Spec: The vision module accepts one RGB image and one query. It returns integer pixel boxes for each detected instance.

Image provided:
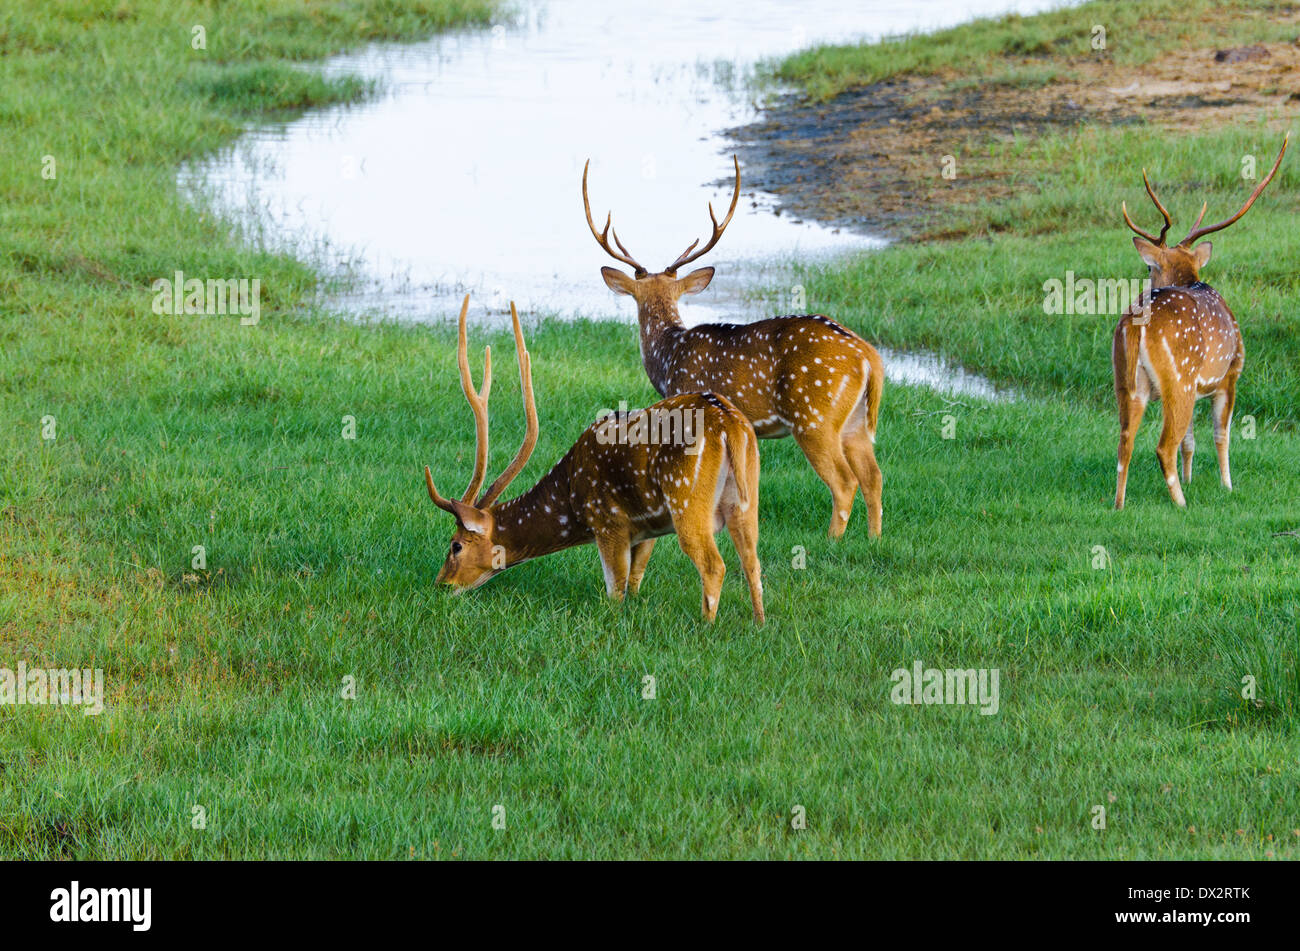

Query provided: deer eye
[450,541,463,555]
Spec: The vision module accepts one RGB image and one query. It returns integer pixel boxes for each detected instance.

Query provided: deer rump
[571,393,756,543]
[1113,284,1240,404]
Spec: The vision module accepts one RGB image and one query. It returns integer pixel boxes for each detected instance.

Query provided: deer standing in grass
[424,296,764,623]
[1113,135,1288,509]
[582,158,885,538]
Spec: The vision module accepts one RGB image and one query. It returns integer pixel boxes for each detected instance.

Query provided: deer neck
[487,456,589,564]
[636,295,686,396]
[1149,258,1204,289]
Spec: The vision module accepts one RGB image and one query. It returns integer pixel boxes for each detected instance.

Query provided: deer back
[653,316,878,438]
[1119,283,1243,398]
[559,392,754,537]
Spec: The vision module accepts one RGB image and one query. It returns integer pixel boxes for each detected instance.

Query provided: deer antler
[425,299,538,513]
[666,155,742,274]
[582,161,647,276]
[1181,133,1290,246]
[452,293,493,504]
[1121,168,1173,245]
[425,464,455,514]
[476,302,538,508]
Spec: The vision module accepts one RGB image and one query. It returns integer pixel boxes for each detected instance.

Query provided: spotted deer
[1113,134,1288,509]
[582,157,884,538]
[424,296,764,623]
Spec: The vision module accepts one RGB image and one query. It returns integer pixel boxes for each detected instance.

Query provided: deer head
[424,295,538,592]
[582,156,741,311]
[1123,134,1289,287]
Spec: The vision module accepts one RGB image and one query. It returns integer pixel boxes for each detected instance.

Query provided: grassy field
[771,0,1300,100]
[2,1,1298,859]
[778,124,1300,414]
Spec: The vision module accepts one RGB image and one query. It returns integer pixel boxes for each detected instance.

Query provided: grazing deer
[424,296,764,623]
[582,157,884,539]
[1113,134,1289,509]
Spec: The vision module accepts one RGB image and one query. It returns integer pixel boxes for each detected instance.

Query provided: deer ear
[1132,236,1162,269]
[448,500,490,536]
[677,267,714,295]
[601,267,637,296]
[1192,241,1213,268]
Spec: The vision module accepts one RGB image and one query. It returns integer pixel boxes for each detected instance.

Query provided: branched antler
[582,161,647,276]
[1121,169,1173,245]
[1181,133,1290,246]
[666,155,742,274]
[425,297,538,514]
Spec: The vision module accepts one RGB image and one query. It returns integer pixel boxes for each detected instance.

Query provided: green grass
[6,316,1300,858]
[769,0,1300,101]
[2,1,1299,859]
[775,123,1300,419]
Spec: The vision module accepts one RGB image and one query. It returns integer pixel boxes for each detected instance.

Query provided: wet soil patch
[731,35,1300,240]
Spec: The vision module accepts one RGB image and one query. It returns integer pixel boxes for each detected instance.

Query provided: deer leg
[1213,378,1237,491]
[1181,415,1196,484]
[842,423,883,538]
[676,526,726,622]
[793,427,858,539]
[627,539,656,595]
[1155,387,1195,508]
[594,533,631,601]
[725,504,764,625]
[1114,377,1148,511]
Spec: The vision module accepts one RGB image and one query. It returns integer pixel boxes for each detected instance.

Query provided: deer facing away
[582,158,884,539]
[1112,134,1288,509]
[425,296,764,623]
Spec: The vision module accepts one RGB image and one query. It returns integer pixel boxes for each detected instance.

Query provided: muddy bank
[730,33,1300,239]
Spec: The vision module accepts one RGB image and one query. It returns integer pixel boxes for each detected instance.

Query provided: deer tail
[1114,319,1142,400]
[722,416,754,512]
[865,348,884,442]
